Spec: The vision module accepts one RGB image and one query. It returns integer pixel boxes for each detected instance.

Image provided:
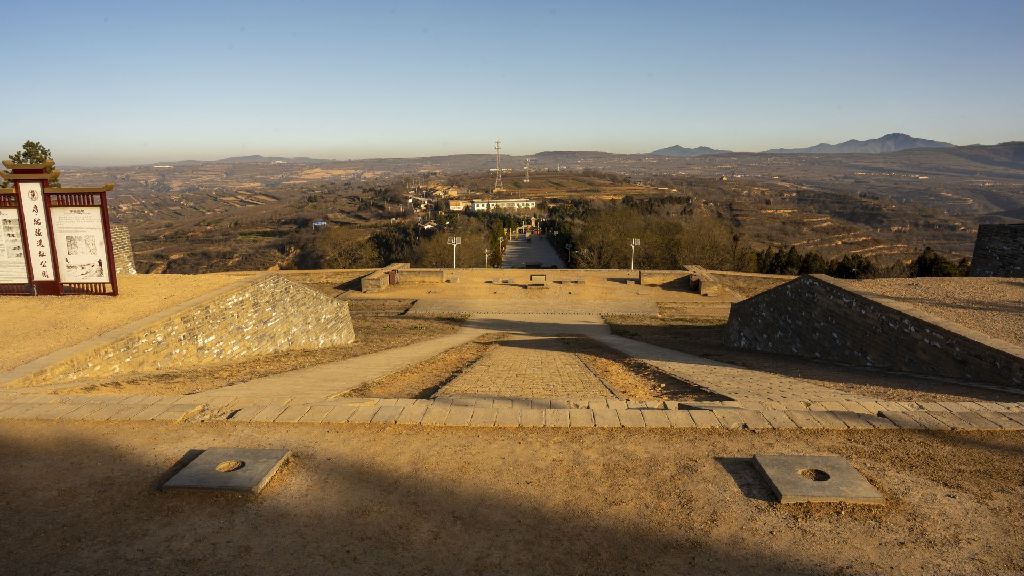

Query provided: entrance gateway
[0,160,118,296]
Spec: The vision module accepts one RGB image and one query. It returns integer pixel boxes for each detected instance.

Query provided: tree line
[547,198,971,279]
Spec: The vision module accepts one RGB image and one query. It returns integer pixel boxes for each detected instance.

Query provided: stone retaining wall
[970,223,1024,277]
[397,268,444,283]
[360,263,410,292]
[725,275,1024,388]
[15,275,356,387]
[705,270,792,298]
[110,224,137,275]
[683,265,722,296]
[638,270,690,286]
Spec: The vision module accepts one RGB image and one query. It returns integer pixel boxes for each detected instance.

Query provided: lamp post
[447,236,461,269]
[484,248,492,268]
[629,238,640,271]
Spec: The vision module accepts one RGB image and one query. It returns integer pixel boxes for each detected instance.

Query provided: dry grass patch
[343,333,506,399]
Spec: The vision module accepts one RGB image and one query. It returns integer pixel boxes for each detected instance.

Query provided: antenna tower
[493,139,504,192]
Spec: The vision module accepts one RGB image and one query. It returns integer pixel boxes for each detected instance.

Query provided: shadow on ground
[0,423,892,576]
[605,318,1024,401]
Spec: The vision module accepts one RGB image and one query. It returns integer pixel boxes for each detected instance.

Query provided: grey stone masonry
[725,275,1024,388]
[11,275,356,388]
[110,224,137,275]
[970,223,1024,277]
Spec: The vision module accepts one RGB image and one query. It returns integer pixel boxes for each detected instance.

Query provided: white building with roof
[470,198,537,212]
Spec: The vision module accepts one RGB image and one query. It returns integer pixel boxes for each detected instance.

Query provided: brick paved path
[591,333,877,407]
[437,336,615,400]
[2,312,1023,431]
[190,327,488,402]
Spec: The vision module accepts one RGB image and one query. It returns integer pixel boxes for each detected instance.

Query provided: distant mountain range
[650,133,957,157]
[156,155,330,166]
[650,145,732,158]
[149,134,993,168]
[763,133,955,154]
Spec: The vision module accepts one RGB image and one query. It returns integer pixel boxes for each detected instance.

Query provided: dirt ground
[0,420,1020,575]
[563,336,729,402]
[55,315,463,396]
[605,316,1024,403]
[0,273,252,372]
[343,333,505,399]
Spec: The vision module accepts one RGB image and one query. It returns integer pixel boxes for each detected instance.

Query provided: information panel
[0,207,28,283]
[17,182,55,281]
[51,206,110,283]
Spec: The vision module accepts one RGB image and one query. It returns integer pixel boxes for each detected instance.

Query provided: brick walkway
[0,392,1021,431]
[591,333,880,407]
[437,336,615,400]
[2,312,1022,431]
[189,327,488,402]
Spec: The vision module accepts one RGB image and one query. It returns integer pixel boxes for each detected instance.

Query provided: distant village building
[406,196,432,211]
[312,220,328,231]
[470,198,537,212]
[448,199,471,212]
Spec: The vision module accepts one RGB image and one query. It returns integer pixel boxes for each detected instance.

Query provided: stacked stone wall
[725,275,1024,388]
[15,275,355,387]
[397,269,444,284]
[970,223,1024,277]
[360,263,410,292]
[110,224,137,275]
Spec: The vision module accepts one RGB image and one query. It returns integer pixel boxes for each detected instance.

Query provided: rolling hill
[766,133,954,154]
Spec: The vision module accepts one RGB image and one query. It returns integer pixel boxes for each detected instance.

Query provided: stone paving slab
[592,408,621,428]
[3,395,1024,432]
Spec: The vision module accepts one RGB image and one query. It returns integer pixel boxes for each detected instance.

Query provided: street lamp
[484,248,492,268]
[629,238,640,271]
[447,236,461,269]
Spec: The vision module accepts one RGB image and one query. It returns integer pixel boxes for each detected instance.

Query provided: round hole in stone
[216,459,245,473]
[798,468,830,481]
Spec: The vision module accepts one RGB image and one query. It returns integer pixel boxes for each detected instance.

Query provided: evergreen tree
[5,140,60,187]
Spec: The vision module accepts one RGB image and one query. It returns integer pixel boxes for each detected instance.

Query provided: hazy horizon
[4,0,1021,166]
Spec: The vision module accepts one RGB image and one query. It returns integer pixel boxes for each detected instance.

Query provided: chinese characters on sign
[17,182,54,281]
[1,160,118,296]
[52,207,110,283]
[0,207,29,283]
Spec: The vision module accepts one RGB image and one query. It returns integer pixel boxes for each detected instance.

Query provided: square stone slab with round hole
[752,454,884,505]
[162,448,291,494]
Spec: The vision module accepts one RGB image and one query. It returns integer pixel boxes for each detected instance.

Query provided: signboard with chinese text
[52,206,110,283]
[0,207,29,284]
[1,160,118,296]
[17,182,55,282]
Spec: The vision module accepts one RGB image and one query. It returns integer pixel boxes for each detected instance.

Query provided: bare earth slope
[844,277,1024,348]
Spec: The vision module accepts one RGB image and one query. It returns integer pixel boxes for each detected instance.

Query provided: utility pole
[523,157,531,183]
[629,238,640,271]
[447,236,461,269]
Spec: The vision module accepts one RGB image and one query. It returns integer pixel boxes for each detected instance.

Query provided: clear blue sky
[2,0,1021,165]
